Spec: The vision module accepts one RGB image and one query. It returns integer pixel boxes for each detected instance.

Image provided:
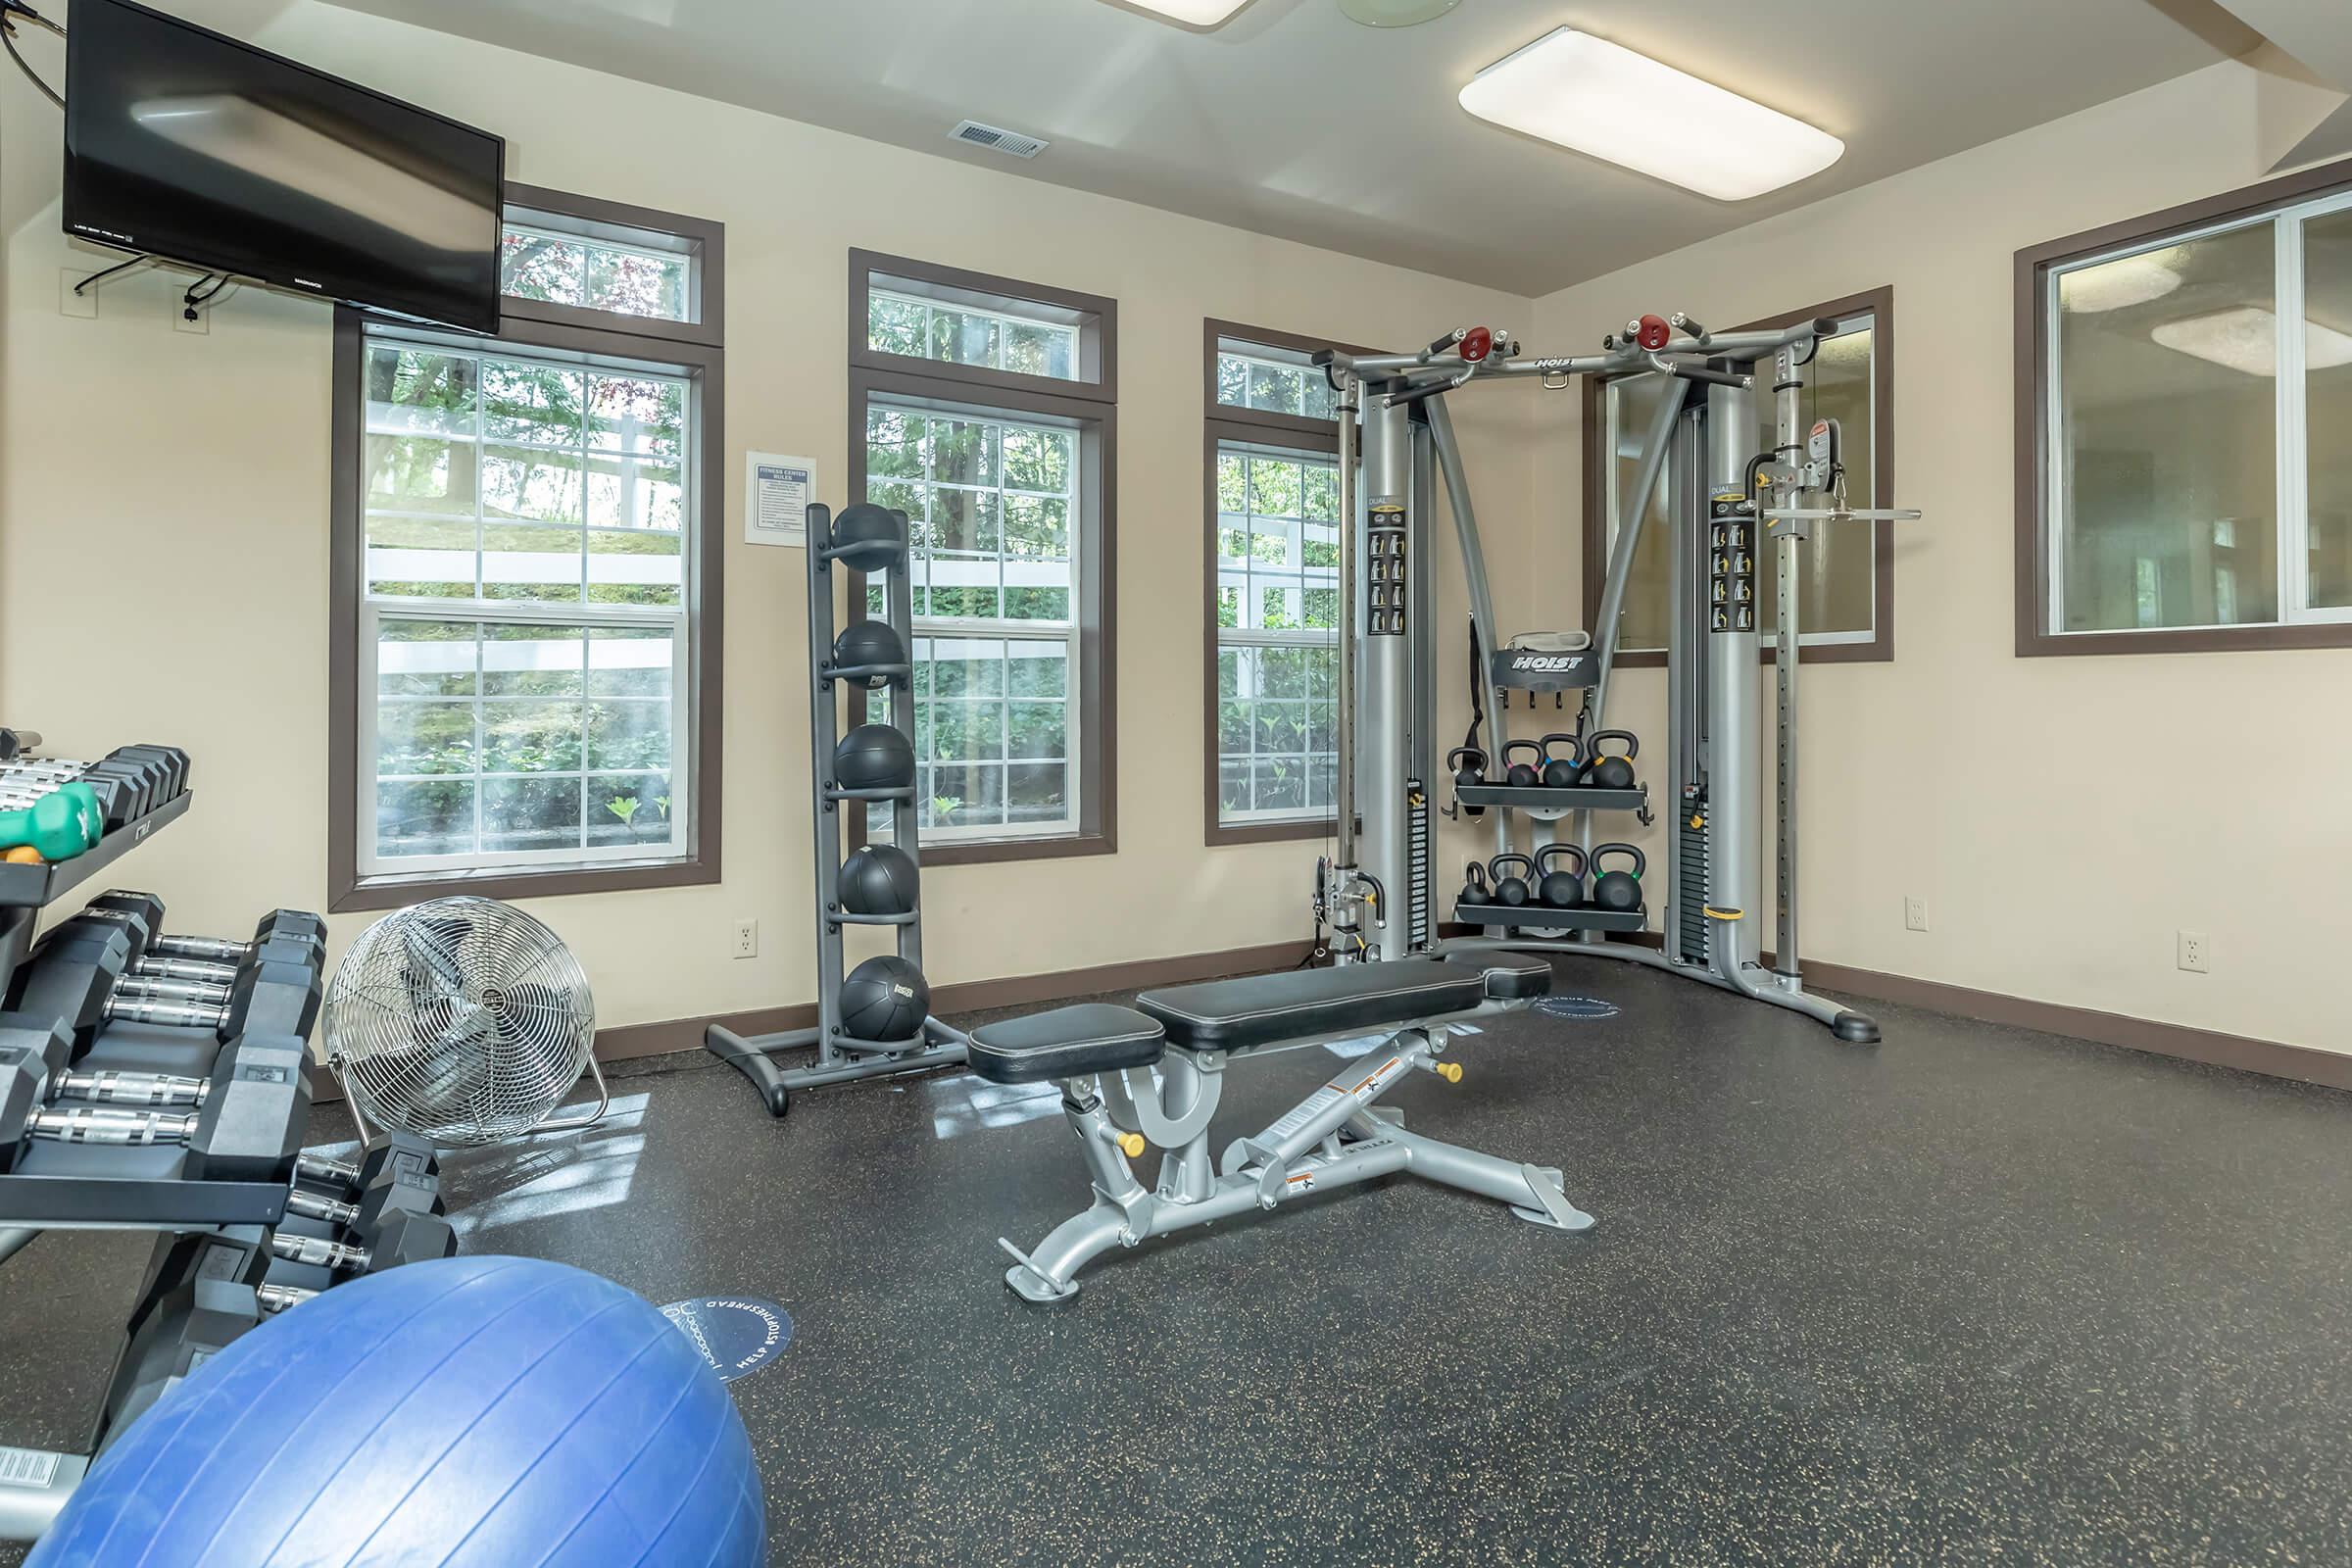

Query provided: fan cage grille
[324,897,597,1148]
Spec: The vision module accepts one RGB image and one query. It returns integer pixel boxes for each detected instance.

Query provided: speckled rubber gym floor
[5,958,2348,1567]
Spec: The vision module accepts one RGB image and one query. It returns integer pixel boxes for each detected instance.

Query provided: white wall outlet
[733,919,759,958]
[60,270,98,319]
[1904,896,1929,933]
[173,301,210,335]
[2178,930,2208,973]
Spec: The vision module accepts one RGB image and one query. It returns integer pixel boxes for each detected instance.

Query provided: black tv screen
[63,0,505,333]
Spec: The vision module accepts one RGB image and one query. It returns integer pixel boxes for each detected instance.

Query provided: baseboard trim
[1801,959,2351,1092]
[1449,926,2346,1093]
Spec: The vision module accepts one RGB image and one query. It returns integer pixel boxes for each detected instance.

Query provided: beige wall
[0,0,1535,1032]
[1532,60,2350,1055]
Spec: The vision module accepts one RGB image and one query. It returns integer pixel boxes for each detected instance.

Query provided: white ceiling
[316,0,2269,296]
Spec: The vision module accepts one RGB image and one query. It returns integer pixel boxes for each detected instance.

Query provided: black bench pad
[1138,955,1550,1054]
[967,1004,1164,1086]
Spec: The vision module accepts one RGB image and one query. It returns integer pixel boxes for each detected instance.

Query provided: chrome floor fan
[323,897,607,1147]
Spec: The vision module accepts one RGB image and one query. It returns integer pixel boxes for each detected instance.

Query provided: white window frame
[1214,340,1337,422]
[871,395,1085,846]
[499,221,698,325]
[1213,438,1341,827]
[869,287,1083,382]
[1601,308,1883,654]
[2042,186,2352,637]
[355,326,698,877]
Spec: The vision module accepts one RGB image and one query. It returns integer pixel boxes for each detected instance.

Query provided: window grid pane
[868,396,1084,842]
[361,323,695,875]
[2052,220,2280,631]
[1215,441,1339,825]
[373,619,680,863]
[868,288,1080,381]
[366,335,688,612]
[500,224,692,322]
[1216,349,1336,421]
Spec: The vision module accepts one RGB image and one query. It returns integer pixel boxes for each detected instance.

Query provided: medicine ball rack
[705,503,968,1117]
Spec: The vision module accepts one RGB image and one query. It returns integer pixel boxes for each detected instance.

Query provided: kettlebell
[1447,747,1490,818]
[1581,730,1641,792]
[1540,733,1585,789]
[1536,844,1588,908]
[1590,843,1646,913]
[1489,853,1536,907]
[1459,859,1493,907]
[1501,740,1544,790]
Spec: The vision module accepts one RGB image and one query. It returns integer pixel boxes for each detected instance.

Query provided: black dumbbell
[102,957,323,1044]
[88,892,325,970]
[286,1133,456,1271]
[99,1228,275,1441]
[108,745,189,800]
[23,1031,313,1182]
[0,1013,76,1170]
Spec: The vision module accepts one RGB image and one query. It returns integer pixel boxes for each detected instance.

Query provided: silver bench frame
[997,999,1592,1303]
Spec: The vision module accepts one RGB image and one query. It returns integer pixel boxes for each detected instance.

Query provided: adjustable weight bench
[969,955,1593,1303]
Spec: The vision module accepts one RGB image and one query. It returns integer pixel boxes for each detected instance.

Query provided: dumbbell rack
[0,775,450,1544]
[704,503,968,1117]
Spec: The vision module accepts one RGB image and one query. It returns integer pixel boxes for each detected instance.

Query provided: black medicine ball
[841,956,928,1042]
[834,724,914,791]
[839,845,920,915]
[831,621,906,689]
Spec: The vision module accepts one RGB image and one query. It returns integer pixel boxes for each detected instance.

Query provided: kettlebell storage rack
[704,503,968,1118]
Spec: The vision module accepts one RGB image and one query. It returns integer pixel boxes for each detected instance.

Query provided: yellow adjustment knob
[1113,1132,1146,1158]
[1433,1061,1464,1084]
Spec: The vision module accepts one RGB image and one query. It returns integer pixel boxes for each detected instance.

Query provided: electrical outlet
[173,301,210,335]
[59,270,98,319]
[2178,930,2208,974]
[1904,897,1929,933]
[733,919,759,959]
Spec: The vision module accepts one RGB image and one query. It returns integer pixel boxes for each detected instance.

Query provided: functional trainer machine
[705,503,969,1115]
[1312,314,1921,1038]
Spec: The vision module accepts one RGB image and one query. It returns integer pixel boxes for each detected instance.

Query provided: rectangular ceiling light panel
[1459,28,1844,201]
[1117,0,1251,24]
[2150,306,2352,377]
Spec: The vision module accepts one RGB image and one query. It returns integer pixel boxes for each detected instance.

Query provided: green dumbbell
[0,783,104,862]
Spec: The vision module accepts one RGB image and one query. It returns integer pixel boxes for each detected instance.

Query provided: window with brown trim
[1582,288,1897,664]
[328,187,725,912]
[1202,321,1348,846]
[849,251,1116,866]
[2016,155,2352,656]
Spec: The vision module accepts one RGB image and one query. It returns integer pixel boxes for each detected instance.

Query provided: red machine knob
[1635,314,1671,351]
[1459,325,1494,363]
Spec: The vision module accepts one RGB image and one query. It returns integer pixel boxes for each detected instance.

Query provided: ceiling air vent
[949,120,1049,160]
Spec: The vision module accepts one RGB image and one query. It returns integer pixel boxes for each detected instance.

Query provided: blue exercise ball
[31,1256,764,1568]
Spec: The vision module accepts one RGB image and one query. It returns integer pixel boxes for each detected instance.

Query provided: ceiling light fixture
[1337,0,1461,25]
[2149,306,2352,378]
[2057,250,2184,314]
[1457,28,1843,201]
[1115,0,1251,25]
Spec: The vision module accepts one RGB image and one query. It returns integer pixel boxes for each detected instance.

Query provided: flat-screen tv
[63,0,505,333]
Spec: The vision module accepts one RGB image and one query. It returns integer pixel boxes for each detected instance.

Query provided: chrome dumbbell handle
[115,975,234,1007]
[103,995,229,1031]
[27,1105,195,1147]
[50,1071,209,1108]
[285,1188,359,1227]
[294,1152,361,1189]
[269,1233,371,1272]
[150,933,252,964]
[133,956,239,985]
[256,1283,317,1314]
